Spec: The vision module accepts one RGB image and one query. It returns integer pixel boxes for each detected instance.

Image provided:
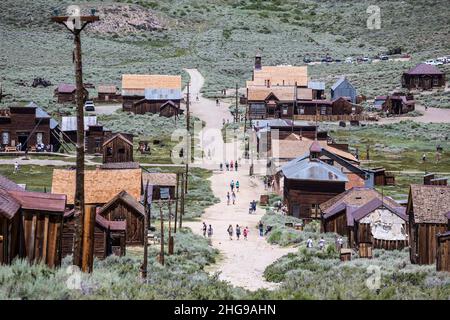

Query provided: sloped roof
[142,172,177,187]
[320,187,401,214]
[51,169,142,205]
[145,88,182,100]
[281,157,348,182]
[102,133,133,147]
[100,162,140,170]
[26,102,58,129]
[310,140,322,153]
[98,85,118,94]
[247,86,295,101]
[251,65,308,87]
[297,87,313,100]
[0,175,24,191]
[409,185,450,224]
[95,213,126,231]
[56,84,76,93]
[97,190,144,218]
[122,74,181,96]
[331,77,354,91]
[61,116,97,132]
[352,197,407,222]
[405,63,444,75]
[308,81,326,90]
[9,190,66,213]
[0,189,21,219]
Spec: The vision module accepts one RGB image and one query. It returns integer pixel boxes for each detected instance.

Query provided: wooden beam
[51,16,99,23]
[81,205,95,273]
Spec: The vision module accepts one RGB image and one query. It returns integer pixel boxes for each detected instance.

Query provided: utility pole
[159,201,165,266]
[168,199,174,255]
[52,10,99,269]
[174,172,179,233]
[185,81,190,194]
[235,83,239,123]
[81,205,95,273]
[292,81,297,132]
[141,182,150,279]
[179,173,185,230]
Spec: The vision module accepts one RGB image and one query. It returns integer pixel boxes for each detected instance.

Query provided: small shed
[102,133,134,164]
[97,85,120,102]
[142,172,177,200]
[97,190,145,246]
[407,185,450,265]
[54,84,76,103]
[330,77,357,104]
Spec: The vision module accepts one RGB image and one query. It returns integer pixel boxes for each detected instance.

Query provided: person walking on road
[236,225,241,240]
[13,161,19,174]
[235,160,238,171]
[319,237,325,250]
[258,221,264,237]
[243,227,249,240]
[227,224,234,240]
[230,161,234,170]
[207,225,213,238]
[220,163,223,171]
[226,192,231,205]
[225,161,229,171]
[306,237,313,248]
[202,222,207,237]
[232,191,236,205]
[230,180,235,192]
[236,180,240,192]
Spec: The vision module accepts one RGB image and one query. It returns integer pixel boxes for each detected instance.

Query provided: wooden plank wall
[417,223,447,265]
[101,202,144,245]
[436,236,450,272]
[294,114,369,122]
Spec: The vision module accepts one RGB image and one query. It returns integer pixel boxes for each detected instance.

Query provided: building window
[320,106,327,115]
[299,107,305,115]
[95,138,102,149]
[2,132,10,145]
[118,148,125,154]
[106,147,113,156]
[310,204,320,218]
[414,77,419,86]
[282,108,288,115]
[36,132,43,145]
[433,77,439,86]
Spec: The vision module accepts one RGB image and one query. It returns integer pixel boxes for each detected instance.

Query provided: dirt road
[378,104,450,124]
[183,69,295,291]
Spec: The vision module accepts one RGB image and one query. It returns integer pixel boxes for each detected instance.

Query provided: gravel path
[183,69,295,291]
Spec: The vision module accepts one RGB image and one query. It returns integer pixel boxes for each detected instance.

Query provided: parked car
[345,57,354,63]
[84,100,95,111]
[424,59,443,66]
[436,57,449,64]
[303,57,312,63]
[379,55,389,60]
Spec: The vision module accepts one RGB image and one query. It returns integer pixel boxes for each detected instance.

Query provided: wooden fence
[293,114,370,122]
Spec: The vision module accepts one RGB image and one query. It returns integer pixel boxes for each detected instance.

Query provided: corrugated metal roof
[144,88,182,100]
[26,102,59,129]
[308,81,326,90]
[61,116,97,131]
[281,156,348,182]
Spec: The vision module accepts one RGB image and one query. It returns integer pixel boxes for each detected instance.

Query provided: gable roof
[331,77,354,91]
[56,84,76,93]
[102,133,133,148]
[142,172,177,187]
[251,65,308,87]
[26,102,58,129]
[321,187,400,214]
[100,162,141,170]
[95,213,127,231]
[97,190,145,218]
[61,116,97,132]
[98,85,117,94]
[0,175,24,191]
[352,197,407,222]
[9,190,66,213]
[247,86,295,101]
[122,74,181,96]
[281,157,348,182]
[408,185,450,224]
[405,63,444,75]
[0,189,21,219]
[145,88,182,100]
[51,169,142,205]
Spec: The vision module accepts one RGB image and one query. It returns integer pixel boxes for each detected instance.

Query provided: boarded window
[36,132,43,145]
[320,106,327,115]
[2,132,10,145]
[160,187,170,199]
[118,148,125,154]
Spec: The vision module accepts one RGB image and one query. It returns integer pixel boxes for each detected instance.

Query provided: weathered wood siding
[410,221,447,265]
[436,235,450,272]
[102,136,134,163]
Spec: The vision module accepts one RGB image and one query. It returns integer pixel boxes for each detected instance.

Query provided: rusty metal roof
[281,156,348,182]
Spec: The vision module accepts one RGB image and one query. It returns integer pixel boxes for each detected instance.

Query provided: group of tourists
[227,224,249,240]
[306,236,327,250]
[220,160,238,171]
[226,180,240,205]
[202,222,214,238]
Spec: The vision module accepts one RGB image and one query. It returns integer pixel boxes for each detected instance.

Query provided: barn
[102,133,134,164]
[142,172,177,200]
[402,63,446,90]
[407,184,450,265]
[1,175,66,267]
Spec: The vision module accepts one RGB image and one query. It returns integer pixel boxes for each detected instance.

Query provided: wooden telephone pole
[52,10,99,269]
[141,182,150,279]
[185,82,190,194]
[174,172,180,233]
[235,83,239,123]
[158,201,165,266]
[179,173,185,230]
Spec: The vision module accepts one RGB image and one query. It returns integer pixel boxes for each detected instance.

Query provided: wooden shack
[382,93,415,115]
[321,187,404,249]
[0,181,66,267]
[62,210,126,259]
[54,84,76,103]
[407,184,450,265]
[97,85,121,102]
[370,167,395,186]
[85,124,112,155]
[102,133,134,164]
[280,143,348,220]
[330,77,357,103]
[402,64,446,90]
[142,172,177,200]
[97,190,145,246]
[0,102,59,151]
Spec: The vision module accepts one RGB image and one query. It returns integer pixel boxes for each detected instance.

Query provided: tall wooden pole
[185,81,190,194]
[52,14,99,269]
[168,200,174,255]
[141,182,149,279]
[159,201,165,266]
[179,173,185,230]
[174,173,179,233]
[235,83,239,123]
[81,205,95,273]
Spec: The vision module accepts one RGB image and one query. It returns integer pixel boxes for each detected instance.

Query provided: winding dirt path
[183,69,295,291]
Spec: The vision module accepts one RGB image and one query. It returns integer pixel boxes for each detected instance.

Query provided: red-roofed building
[402,63,446,90]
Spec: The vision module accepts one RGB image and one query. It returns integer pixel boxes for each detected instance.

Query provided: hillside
[1,0,449,113]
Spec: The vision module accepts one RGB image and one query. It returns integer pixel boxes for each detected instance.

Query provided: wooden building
[54,84,76,103]
[121,74,182,116]
[142,172,177,200]
[370,167,395,186]
[381,93,415,115]
[436,228,450,272]
[52,169,143,246]
[330,77,357,103]
[0,102,59,151]
[407,184,450,265]
[97,190,145,246]
[62,210,126,259]
[97,85,121,102]
[1,176,66,267]
[321,187,405,249]
[102,133,134,163]
[402,64,446,90]
[280,143,348,220]
[60,116,98,145]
